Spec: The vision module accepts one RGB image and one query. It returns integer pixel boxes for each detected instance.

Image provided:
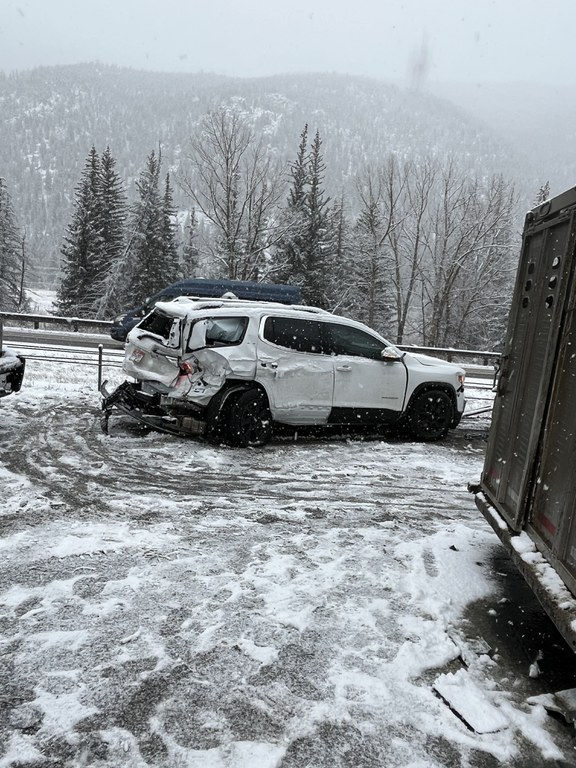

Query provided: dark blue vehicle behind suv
[110,278,301,342]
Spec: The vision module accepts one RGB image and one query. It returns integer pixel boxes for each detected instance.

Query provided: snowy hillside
[0,65,533,287]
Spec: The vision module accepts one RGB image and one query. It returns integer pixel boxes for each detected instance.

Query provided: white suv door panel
[256,316,334,424]
[326,322,408,412]
[333,357,407,411]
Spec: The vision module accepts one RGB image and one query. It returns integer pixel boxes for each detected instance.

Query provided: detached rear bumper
[100,380,206,437]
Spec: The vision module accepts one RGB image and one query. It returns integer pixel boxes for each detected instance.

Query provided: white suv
[102,298,465,446]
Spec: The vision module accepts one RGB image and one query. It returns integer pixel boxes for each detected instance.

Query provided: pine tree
[352,172,394,331]
[289,124,309,211]
[533,181,551,207]
[303,130,331,307]
[56,146,105,316]
[95,147,127,318]
[275,126,331,307]
[160,172,180,279]
[0,177,26,312]
[325,193,354,313]
[182,208,200,278]
[123,151,179,306]
[276,125,309,283]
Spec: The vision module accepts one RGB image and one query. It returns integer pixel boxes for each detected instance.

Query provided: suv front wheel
[406,389,454,441]
[227,389,273,447]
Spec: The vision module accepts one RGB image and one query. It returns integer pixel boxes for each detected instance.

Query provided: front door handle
[336,365,352,372]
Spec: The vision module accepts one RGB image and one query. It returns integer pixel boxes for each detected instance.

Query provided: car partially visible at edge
[0,347,25,398]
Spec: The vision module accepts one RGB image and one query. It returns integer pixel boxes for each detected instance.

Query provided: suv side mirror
[381,346,405,361]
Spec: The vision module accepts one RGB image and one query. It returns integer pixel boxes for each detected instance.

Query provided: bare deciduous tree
[421,164,516,347]
[352,162,403,331]
[181,108,284,281]
[352,155,517,348]
[388,158,436,344]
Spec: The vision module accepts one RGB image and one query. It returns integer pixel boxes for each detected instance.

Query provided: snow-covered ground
[1,355,575,767]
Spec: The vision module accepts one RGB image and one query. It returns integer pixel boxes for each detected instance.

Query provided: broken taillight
[178,360,195,376]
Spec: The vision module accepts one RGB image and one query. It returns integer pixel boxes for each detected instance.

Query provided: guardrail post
[97,344,103,391]
[0,318,3,350]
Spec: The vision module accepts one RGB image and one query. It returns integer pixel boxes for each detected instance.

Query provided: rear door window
[263,316,327,354]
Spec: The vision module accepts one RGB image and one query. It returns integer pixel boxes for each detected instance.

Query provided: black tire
[204,390,237,444]
[406,389,453,441]
[226,389,273,447]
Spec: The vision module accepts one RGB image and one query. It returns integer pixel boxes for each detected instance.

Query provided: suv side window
[327,322,386,360]
[206,317,248,346]
[263,316,327,354]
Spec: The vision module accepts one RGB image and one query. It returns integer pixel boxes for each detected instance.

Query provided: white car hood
[408,352,464,375]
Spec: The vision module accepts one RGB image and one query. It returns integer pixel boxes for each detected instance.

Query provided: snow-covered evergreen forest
[0,63,561,348]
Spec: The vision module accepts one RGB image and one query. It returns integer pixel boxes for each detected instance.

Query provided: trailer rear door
[481,190,576,531]
[528,280,576,595]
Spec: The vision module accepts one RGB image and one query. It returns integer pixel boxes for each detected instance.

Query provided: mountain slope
[431,80,576,197]
[0,64,534,287]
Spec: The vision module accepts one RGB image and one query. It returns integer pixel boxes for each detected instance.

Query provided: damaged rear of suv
[101,298,465,446]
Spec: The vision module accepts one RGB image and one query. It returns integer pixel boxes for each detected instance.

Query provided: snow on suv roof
[153,296,332,318]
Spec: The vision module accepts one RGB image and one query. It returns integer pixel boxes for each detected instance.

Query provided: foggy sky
[1,0,574,87]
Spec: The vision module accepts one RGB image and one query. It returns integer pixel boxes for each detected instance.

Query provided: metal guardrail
[0,311,112,333]
[397,345,500,367]
[3,336,124,392]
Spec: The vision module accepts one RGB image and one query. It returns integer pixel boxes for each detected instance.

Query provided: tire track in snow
[2,399,485,533]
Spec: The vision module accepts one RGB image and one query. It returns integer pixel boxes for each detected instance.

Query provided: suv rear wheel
[406,389,453,441]
[227,389,273,447]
